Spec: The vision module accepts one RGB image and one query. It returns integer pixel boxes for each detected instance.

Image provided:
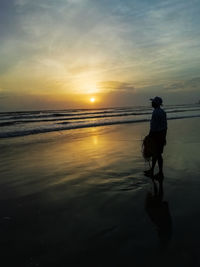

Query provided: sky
[0,0,200,111]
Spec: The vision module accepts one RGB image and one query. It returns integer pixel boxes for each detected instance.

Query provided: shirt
[150,107,167,132]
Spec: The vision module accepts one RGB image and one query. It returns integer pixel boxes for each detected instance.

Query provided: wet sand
[0,117,200,267]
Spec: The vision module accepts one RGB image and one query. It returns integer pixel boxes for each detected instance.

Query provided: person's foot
[154,172,164,181]
[144,169,154,178]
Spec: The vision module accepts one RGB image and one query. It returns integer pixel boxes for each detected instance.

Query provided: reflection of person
[144,97,167,180]
[145,179,172,249]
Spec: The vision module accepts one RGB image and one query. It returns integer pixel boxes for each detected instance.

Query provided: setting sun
[90,97,95,103]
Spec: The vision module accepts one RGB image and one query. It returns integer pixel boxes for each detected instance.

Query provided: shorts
[150,130,167,155]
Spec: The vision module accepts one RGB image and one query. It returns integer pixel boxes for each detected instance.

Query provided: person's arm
[149,111,156,135]
[164,129,167,145]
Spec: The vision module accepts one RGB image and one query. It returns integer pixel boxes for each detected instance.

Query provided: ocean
[1,104,200,265]
[1,104,200,138]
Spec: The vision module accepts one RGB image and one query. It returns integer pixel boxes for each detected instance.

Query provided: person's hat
[150,96,163,105]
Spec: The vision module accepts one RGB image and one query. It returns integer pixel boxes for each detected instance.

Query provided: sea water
[0,104,200,138]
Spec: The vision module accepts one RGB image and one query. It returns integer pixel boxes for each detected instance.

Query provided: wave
[1,107,200,126]
[0,121,18,127]
[1,105,200,120]
[1,114,200,138]
[0,111,152,125]
[0,109,124,120]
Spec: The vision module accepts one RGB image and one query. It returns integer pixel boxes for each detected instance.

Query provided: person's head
[150,96,163,108]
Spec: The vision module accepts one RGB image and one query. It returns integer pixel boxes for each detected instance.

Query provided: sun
[90,97,95,103]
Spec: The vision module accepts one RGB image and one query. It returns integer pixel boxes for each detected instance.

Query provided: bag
[142,135,154,160]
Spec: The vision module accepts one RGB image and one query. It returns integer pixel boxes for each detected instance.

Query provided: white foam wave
[1,114,200,138]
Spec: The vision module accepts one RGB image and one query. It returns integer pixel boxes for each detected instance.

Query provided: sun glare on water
[90,97,95,103]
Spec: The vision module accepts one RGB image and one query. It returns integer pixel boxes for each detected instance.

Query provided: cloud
[0,0,200,109]
[164,77,200,92]
[0,89,11,100]
[98,81,135,93]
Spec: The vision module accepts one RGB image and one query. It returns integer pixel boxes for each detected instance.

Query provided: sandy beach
[1,117,200,267]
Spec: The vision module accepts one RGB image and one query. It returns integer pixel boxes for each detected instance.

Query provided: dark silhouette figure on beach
[144,96,167,180]
[145,179,172,249]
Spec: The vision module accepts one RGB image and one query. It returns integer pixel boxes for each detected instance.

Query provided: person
[144,96,167,180]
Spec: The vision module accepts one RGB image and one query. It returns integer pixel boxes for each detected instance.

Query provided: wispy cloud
[164,77,200,92]
[98,81,135,93]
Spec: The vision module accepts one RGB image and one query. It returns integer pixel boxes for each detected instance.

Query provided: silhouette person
[145,179,172,249]
[144,96,167,180]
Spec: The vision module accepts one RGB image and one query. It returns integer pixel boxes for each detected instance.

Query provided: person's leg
[153,153,164,181]
[144,155,157,178]
[157,154,163,175]
[151,156,157,175]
